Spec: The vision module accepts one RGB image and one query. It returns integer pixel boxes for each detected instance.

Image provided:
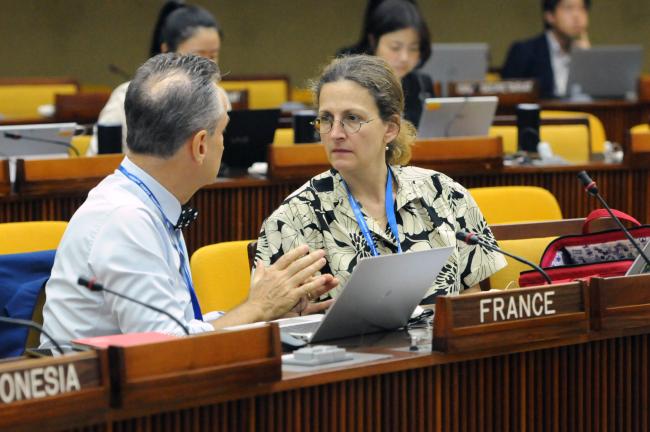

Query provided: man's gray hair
[125,53,223,158]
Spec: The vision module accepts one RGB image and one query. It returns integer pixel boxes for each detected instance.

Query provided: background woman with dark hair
[90,2,223,154]
[339,0,434,127]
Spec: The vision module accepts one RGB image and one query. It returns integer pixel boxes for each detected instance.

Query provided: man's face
[545,0,589,40]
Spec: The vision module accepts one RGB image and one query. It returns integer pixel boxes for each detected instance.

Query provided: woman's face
[374,27,420,79]
[175,27,221,64]
[317,80,399,176]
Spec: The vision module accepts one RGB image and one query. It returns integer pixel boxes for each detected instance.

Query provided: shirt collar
[546,30,571,57]
[119,156,182,225]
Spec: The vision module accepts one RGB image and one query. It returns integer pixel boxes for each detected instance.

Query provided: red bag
[519,209,650,287]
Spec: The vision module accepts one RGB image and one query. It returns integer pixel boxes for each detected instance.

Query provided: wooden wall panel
[0,166,647,256]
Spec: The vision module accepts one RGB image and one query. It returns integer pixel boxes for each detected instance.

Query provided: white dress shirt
[40,156,217,349]
[546,31,571,97]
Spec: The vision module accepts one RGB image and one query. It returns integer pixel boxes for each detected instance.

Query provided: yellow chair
[0,82,78,119]
[468,186,562,225]
[0,221,68,254]
[631,123,649,134]
[489,236,557,289]
[190,240,253,313]
[70,135,91,157]
[542,110,606,154]
[273,128,295,146]
[220,77,289,109]
[489,123,591,162]
[0,221,68,349]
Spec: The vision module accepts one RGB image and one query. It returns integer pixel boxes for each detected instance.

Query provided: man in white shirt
[501,0,591,98]
[40,54,337,348]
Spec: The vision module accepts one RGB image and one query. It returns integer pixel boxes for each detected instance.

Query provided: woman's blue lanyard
[343,168,402,256]
[118,165,203,320]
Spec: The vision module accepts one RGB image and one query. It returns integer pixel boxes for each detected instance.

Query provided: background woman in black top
[337,0,434,127]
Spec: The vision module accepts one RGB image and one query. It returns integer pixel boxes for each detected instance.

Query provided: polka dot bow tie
[175,205,199,230]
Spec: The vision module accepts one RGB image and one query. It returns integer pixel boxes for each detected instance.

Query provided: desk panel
[81,332,647,432]
[1,164,647,255]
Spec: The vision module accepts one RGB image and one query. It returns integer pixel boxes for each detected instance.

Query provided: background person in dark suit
[501,0,591,98]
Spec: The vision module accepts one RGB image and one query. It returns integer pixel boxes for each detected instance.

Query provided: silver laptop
[279,247,454,343]
[417,96,498,139]
[567,45,643,99]
[625,240,650,276]
[0,123,76,158]
[420,43,489,96]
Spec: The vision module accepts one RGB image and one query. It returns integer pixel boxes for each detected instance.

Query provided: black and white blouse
[255,166,506,301]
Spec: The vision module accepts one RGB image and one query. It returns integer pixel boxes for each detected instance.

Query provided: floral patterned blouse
[255,166,507,301]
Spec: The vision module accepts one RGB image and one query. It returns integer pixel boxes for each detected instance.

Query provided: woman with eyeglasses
[338,0,434,127]
[89,2,223,154]
[255,55,505,304]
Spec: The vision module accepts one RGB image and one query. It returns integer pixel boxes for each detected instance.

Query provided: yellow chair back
[631,123,649,134]
[273,128,295,146]
[0,221,68,254]
[0,84,77,119]
[489,237,557,289]
[190,240,252,312]
[220,79,288,109]
[70,135,91,157]
[489,123,590,162]
[542,110,606,154]
[468,186,562,225]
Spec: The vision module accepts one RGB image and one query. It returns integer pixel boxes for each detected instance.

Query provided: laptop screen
[221,109,280,171]
[567,45,643,99]
[0,123,76,158]
[417,96,498,139]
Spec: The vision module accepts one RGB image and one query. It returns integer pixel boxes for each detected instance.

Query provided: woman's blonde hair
[312,55,416,165]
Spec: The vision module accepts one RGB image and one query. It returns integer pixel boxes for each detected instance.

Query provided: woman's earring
[385,145,389,151]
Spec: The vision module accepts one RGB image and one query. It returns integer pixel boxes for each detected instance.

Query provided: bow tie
[174,205,199,230]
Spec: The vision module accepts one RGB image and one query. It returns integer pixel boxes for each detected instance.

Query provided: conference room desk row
[0,159,647,255]
[2,275,650,432]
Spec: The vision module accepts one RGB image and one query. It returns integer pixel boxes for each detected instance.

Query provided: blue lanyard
[343,168,402,256]
[118,165,203,320]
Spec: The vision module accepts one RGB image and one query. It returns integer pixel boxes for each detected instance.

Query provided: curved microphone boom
[0,316,64,356]
[456,230,552,285]
[77,277,190,336]
[577,171,650,268]
[3,132,80,157]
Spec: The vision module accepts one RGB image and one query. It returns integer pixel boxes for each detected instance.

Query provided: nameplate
[590,273,650,332]
[0,351,102,404]
[432,282,589,353]
[452,79,536,96]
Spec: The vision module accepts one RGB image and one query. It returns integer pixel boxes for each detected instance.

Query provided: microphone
[0,316,64,356]
[77,277,190,336]
[3,132,80,157]
[108,64,130,81]
[455,230,552,285]
[577,171,650,268]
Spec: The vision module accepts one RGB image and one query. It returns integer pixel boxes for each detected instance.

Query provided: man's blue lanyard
[118,165,203,320]
[342,168,402,256]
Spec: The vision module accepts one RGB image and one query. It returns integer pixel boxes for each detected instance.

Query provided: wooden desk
[6,326,648,431]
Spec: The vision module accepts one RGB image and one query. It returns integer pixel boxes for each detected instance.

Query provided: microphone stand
[0,316,64,356]
[577,171,650,268]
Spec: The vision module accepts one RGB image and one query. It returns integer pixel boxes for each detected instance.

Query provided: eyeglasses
[311,116,375,135]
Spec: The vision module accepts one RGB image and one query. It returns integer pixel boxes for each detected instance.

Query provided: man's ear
[384,115,401,143]
[544,11,556,28]
[191,129,209,163]
[160,42,169,53]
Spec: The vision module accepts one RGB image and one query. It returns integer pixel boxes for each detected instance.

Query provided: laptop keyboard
[282,320,321,334]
